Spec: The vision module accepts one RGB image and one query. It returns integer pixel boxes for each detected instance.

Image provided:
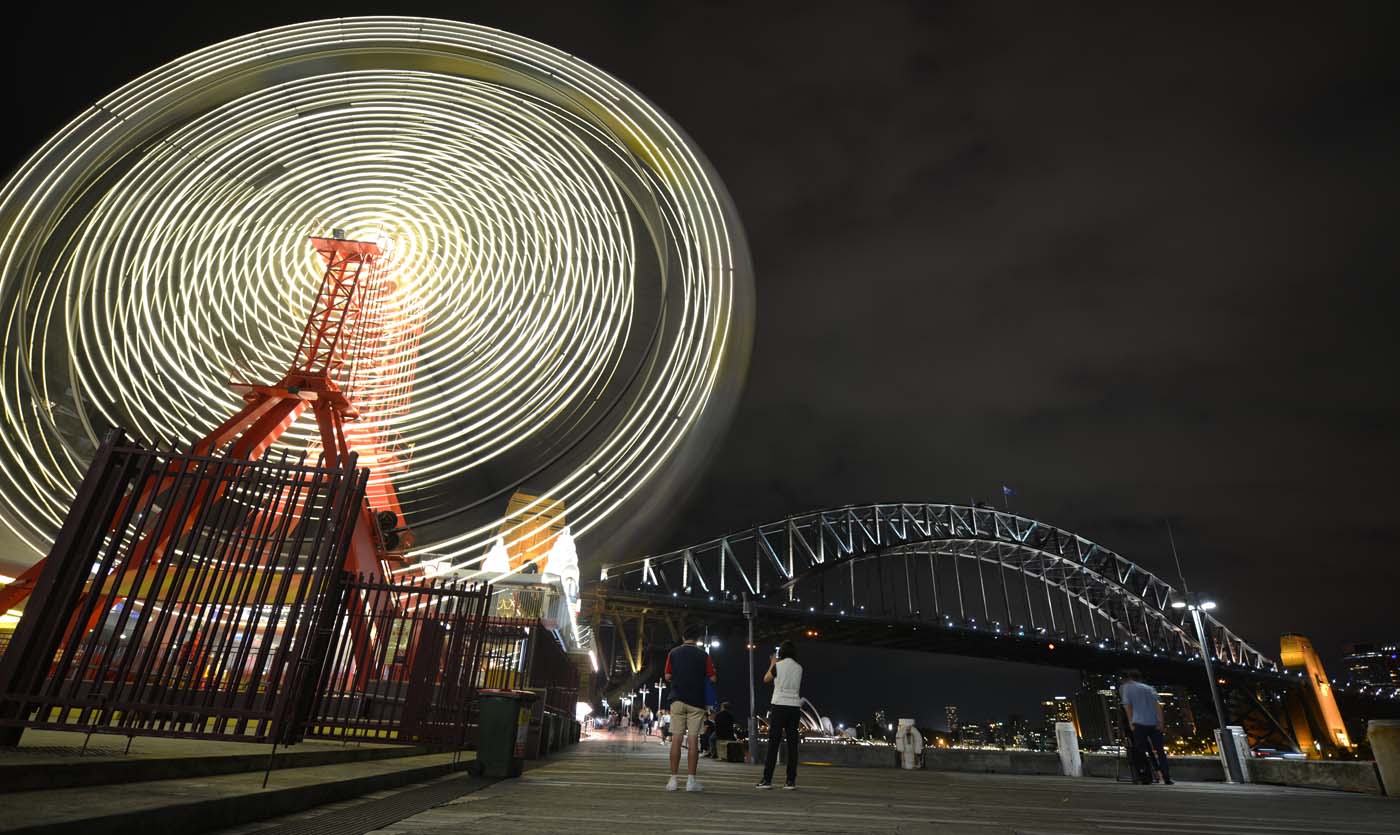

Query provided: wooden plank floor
[357,730,1400,835]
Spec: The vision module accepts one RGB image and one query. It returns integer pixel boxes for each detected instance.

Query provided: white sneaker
[665,775,678,792]
[686,776,703,792]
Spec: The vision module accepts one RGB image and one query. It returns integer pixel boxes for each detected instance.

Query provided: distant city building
[1073,672,1125,750]
[1041,696,1075,733]
[1342,642,1400,686]
[1007,714,1031,749]
[945,704,959,736]
[1157,690,1197,742]
[960,722,987,746]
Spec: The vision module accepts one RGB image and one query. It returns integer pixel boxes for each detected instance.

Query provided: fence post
[276,464,367,745]
[0,429,130,747]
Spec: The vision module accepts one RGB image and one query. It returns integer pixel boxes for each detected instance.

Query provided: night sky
[7,3,1399,725]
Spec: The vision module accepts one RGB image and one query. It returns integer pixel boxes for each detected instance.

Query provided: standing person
[757,640,804,790]
[660,709,671,744]
[639,704,653,736]
[1120,669,1173,785]
[663,624,717,792]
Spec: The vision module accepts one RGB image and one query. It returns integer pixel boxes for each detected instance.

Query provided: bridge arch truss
[602,503,1279,673]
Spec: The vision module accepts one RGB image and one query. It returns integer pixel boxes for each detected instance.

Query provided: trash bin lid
[478,688,539,703]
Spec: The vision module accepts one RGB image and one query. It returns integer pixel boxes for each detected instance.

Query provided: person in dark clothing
[715,702,737,740]
[701,711,717,757]
[707,702,736,759]
[663,624,717,792]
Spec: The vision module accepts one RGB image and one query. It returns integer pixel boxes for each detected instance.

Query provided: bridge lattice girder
[601,503,1279,673]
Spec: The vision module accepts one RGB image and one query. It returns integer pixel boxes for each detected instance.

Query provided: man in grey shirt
[1120,669,1173,785]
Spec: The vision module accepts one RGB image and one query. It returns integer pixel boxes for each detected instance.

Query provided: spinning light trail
[0,18,752,572]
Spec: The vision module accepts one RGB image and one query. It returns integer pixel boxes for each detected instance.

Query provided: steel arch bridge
[597,503,1280,675]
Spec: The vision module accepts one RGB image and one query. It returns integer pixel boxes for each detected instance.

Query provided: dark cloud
[7,1,1399,682]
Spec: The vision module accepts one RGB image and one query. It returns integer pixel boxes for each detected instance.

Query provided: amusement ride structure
[0,18,753,584]
[0,235,406,615]
[0,18,752,748]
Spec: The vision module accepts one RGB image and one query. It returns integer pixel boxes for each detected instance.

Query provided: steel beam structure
[601,503,1280,674]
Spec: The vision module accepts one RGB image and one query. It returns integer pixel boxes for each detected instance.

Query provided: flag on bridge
[1002,485,1015,497]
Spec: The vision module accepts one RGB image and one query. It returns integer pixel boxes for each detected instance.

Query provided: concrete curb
[2,757,475,835]
[0,743,439,794]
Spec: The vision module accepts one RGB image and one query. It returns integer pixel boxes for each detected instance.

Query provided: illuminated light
[1171,600,1187,609]
[1200,601,1217,611]
[482,537,511,575]
[588,650,598,673]
[0,17,752,572]
[1047,643,1055,650]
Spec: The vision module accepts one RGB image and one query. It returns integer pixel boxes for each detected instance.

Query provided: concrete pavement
[360,729,1400,835]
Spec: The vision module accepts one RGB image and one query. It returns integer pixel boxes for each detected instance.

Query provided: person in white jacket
[756,640,804,789]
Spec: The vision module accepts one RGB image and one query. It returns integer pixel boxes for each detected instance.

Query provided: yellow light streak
[0,17,752,569]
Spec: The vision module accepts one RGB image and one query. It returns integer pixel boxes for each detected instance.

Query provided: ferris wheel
[0,18,752,581]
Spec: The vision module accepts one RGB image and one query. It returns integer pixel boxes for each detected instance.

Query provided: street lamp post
[744,592,758,766]
[1173,591,1244,783]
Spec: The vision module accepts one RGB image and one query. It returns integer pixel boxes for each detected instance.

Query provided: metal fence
[0,432,365,745]
[307,574,492,745]
[475,620,533,692]
[528,628,580,714]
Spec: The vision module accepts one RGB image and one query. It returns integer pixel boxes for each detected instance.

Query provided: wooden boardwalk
[360,730,1400,835]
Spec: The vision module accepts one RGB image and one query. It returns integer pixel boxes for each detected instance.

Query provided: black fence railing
[0,431,364,745]
[0,430,582,751]
[476,620,532,692]
[307,574,492,745]
[528,628,580,715]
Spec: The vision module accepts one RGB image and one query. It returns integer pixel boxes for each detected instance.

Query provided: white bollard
[1055,721,1083,777]
[894,718,923,769]
[1227,726,1252,784]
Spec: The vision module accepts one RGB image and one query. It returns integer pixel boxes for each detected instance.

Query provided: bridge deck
[365,729,1399,834]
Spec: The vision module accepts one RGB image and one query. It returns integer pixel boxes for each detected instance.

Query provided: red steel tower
[0,235,411,612]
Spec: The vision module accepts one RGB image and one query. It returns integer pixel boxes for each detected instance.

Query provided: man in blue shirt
[663,624,717,791]
[1120,669,1173,785]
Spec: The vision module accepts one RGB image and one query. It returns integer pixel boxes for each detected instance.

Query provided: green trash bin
[551,713,565,751]
[473,690,536,778]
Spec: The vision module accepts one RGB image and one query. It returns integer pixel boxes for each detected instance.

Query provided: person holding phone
[756,640,804,790]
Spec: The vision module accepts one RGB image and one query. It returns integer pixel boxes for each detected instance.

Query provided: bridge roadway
[349,730,1400,835]
[587,590,1298,689]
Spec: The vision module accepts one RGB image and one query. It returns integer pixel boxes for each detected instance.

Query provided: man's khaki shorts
[670,700,706,739]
